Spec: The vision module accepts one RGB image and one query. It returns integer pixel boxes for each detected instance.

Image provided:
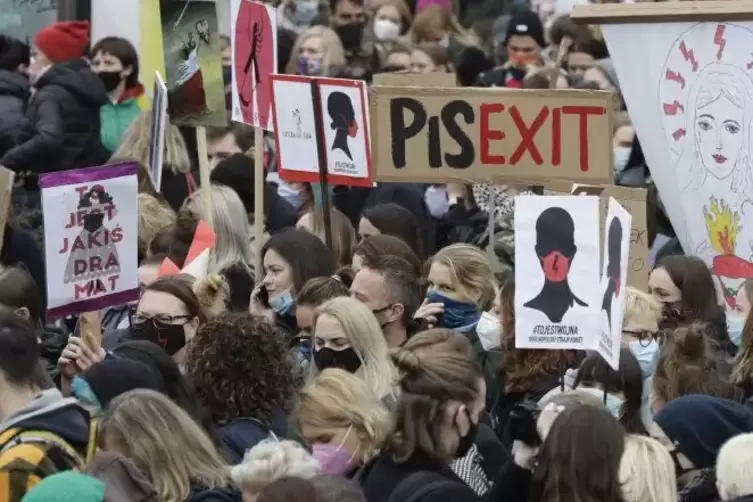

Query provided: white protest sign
[514,195,600,350]
[148,71,168,192]
[596,198,632,370]
[40,162,140,320]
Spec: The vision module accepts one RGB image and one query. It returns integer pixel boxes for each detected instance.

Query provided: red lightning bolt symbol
[663,101,685,115]
[672,128,686,141]
[679,41,699,72]
[665,69,686,89]
[714,25,727,60]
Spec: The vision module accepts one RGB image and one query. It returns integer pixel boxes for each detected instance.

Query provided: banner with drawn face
[603,22,753,309]
[40,163,140,320]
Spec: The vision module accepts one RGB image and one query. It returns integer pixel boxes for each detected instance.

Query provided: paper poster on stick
[597,198,632,370]
[148,71,168,192]
[369,86,614,184]
[231,0,277,129]
[40,162,140,320]
[514,195,601,350]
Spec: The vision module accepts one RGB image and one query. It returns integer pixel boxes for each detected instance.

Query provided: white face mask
[476,311,502,351]
[613,146,631,174]
[373,19,400,42]
[425,185,449,218]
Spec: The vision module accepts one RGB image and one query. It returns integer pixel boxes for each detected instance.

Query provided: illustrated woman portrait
[602,216,623,330]
[524,206,587,323]
[327,91,359,161]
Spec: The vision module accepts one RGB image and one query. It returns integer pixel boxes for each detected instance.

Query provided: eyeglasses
[623,329,660,347]
[129,312,192,329]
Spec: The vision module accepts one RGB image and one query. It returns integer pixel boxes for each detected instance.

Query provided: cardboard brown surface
[372,72,457,87]
[370,86,614,184]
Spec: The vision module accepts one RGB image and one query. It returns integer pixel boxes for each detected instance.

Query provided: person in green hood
[90,37,144,153]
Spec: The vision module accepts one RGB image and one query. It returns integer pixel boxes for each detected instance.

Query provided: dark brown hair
[388,330,481,463]
[297,273,352,308]
[361,203,425,260]
[141,275,206,323]
[361,255,424,325]
[0,266,43,326]
[732,279,753,386]
[654,255,721,322]
[206,123,255,154]
[354,234,422,277]
[148,214,199,269]
[90,36,140,88]
[262,230,335,294]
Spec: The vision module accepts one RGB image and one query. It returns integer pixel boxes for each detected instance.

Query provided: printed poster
[514,195,600,350]
[597,198,632,370]
[160,0,226,127]
[231,0,277,130]
[148,71,168,192]
[602,21,753,310]
[40,163,140,320]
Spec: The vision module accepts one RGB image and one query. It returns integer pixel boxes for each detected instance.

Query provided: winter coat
[217,409,288,463]
[1,59,109,173]
[100,83,144,152]
[0,69,29,157]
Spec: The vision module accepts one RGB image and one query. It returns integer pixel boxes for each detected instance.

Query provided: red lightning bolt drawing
[665,69,686,89]
[714,25,727,60]
[663,101,685,115]
[679,41,699,72]
[672,128,686,141]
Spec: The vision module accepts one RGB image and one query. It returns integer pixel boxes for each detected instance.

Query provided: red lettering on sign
[480,103,505,164]
[509,105,549,165]
[562,106,605,172]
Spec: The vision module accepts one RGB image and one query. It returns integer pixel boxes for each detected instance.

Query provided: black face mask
[454,408,478,458]
[132,321,187,356]
[335,22,365,50]
[314,346,362,373]
[97,70,123,92]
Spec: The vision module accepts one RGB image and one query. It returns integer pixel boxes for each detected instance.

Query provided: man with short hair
[0,309,92,500]
[350,255,422,347]
[206,123,255,168]
[329,0,376,79]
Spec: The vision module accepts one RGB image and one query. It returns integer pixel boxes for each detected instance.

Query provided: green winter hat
[22,471,105,502]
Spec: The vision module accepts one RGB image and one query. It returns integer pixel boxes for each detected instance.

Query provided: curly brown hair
[185,313,294,426]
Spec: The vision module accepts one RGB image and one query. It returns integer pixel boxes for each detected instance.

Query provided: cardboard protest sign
[574,2,753,309]
[370,86,613,184]
[231,0,277,129]
[148,71,168,192]
[372,72,457,87]
[597,198,632,370]
[40,162,140,320]
[514,195,601,350]
[271,74,373,187]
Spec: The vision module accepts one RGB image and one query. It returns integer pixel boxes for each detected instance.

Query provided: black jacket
[0,70,29,157]
[1,59,109,173]
[1,224,46,311]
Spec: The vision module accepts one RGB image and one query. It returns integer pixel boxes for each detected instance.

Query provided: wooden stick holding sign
[254,127,265,274]
[549,37,572,89]
[310,80,333,249]
[196,127,214,228]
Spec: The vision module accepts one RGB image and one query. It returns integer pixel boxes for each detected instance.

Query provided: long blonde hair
[295,369,391,464]
[431,244,495,310]
[113,111,193,174]
[285,26,346,75]
[619,435,677,502]
[138,193,176,257]
[410,5,479,48]
[312,297,398,399]
[181,185,254,277]
[99,389,231,502]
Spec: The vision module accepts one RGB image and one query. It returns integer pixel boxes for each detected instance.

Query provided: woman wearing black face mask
[90,37,144,153]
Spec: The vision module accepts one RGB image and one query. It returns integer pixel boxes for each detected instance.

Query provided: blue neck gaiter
[426,291,481,332]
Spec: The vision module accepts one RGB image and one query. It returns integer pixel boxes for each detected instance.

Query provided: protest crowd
[0,0,752,501]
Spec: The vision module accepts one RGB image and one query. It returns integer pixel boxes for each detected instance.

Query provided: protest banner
[597,198,632,370]
[514,195,601,350]
[231,0,277,130]
[369,86,614,184]
[372,72,457,87]
[40,162,140,320]
[148,71,168,192]
[573,1,753,310]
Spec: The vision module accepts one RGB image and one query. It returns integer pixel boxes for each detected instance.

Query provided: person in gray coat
[0,35,30,158]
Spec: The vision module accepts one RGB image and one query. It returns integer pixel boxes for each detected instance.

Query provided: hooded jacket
[1,59,109,174]
[0,69,29,157]
[100,83,145,153]
[0,388,91,501]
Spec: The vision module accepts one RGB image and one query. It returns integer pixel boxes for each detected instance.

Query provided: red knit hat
[34,21,90,64]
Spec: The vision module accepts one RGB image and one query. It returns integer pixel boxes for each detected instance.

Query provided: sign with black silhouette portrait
[271,74,373,187]
[596,198,632,370]
[148,71,168,192]
[40,163,140,321]
[369,86,614,184]
[514,195,601,350]
[231,0,277,130]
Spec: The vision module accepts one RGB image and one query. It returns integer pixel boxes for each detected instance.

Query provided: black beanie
[504,10,546,48]
[81,359,161,408]
[210,153,257,215]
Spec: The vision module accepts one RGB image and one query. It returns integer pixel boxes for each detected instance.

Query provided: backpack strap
[0,427,85,469]
[387,471,459,502]
[185,172,197,194]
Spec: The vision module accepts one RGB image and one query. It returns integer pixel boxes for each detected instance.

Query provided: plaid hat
[22,471,105,502]
[504,10,546,48]
[34,21,90,64]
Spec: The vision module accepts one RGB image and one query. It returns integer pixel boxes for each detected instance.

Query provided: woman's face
[357,217,381,242]
[136,290,199,359]
[296,305,317,336]
[385,51,411,72]
[29,47,51,79]
[427,261,476,303]
[90,50,125,74]
[314,313,351,351]
[410,49,440,74]
[696,93,743,179]
[262,249,295,299]
[735,288,752,318]
[299,35,324,74]
[300,421,361,462]
[566,51,595,79]
[375,5,401,28]
[613,124,634,149]
[441,378,485,457]
[648,267,682,305]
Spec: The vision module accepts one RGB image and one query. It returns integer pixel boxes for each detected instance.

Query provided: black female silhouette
[327,91,359,161]
[602,216,623,330]
[524,206,587,323]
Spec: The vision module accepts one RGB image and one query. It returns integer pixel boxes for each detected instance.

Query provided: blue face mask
[578,387,624,418]
[277,181,303,210]
[629,340,659,379]
[71,375,103,414]
[293,0,319,25]
[426,290,480,332]
[614,146,631,174]
[270,289,296,316]
[727,314,746,348]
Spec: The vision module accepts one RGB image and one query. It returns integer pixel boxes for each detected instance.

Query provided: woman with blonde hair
[181,184,254,312]
[99,389,239,501]
[619,434,677,502]
[294,368,391,476]
[138,193,176,260]
[296,207,356,268]
[411,5,479,62]
[312,296,398,401]
[112,111,199,211]
[622,286,662,378]
[285,26,346,76]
